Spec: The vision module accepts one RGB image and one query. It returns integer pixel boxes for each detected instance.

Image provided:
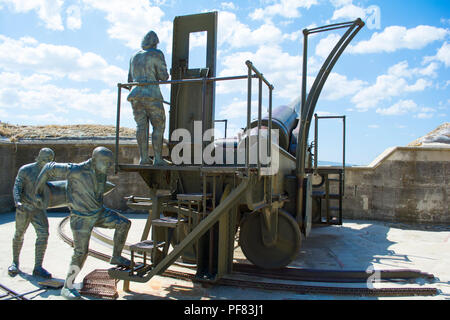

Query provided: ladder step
[129,240,165,253]
[177,193,212,201]
[152,214,186,228]
[126,201,152,211]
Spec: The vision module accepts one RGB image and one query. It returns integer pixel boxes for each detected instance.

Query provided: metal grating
[80,269,118,300]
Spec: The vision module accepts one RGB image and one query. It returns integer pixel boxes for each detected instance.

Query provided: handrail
[114,61,275,177]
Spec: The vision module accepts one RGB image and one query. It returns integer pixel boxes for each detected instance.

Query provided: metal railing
[114,61,274,176]
[313,114,346,172]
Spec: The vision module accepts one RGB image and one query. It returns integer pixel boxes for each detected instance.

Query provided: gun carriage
[106,12,365,286]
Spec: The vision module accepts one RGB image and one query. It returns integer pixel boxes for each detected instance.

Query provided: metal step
[129,240,165,254]
[177,193,212,201]
[108,265,153,282]
[152,214,186,228]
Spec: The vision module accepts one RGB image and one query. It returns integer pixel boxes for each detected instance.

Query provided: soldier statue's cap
[36,148,55,161]
[92,146,113,160]
[141,31,159,49]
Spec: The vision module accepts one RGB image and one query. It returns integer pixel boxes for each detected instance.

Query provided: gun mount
[109,12,364,289]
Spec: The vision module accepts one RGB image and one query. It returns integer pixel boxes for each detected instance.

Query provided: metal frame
[295,18,364,221]
[313,114,346,172]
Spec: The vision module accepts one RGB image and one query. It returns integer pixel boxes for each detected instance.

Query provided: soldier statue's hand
[34,194,44,209]
[16,202,33,211]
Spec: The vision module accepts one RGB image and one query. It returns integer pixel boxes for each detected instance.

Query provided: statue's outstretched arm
[34,162,70,208]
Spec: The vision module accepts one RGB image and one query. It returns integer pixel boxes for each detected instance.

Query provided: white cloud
[0,72,125,124]
[424,42,450,67]
[219,11,284,49]
[218,99,259,120]
[250,0,318,21]
[351,61,434,111]
[217,45,302,101]
[321,73,367,101]
[376,100,418,115]
[415,108,436,119]
[349,25,449,54]
[0,0,64,30]
[315,33,341,58]
[221,2,236,10]
[331,3,366,21]
[81,0,173,51]
[0,35,126,84]
[66,5,82,30]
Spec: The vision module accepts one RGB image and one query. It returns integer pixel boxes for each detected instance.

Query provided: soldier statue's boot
[61,286,81,300]
[153,157,169,166]
[137,121,152,165]
[33,242,51,278]
[33,266,52,278]
[109,256,131,267]
[109,220,131,267]
[8,262,20,277]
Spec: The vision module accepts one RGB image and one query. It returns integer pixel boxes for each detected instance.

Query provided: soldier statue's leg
[61,213,95,299]
[8,209,33,276]
[30,209,51,278]
[132,101,151,165]
[94,208,131,266]
[147,101,166,166]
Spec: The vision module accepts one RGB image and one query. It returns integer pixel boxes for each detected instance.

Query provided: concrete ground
[0,211,449,301]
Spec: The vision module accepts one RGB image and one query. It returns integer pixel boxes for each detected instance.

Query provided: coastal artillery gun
[108,12,364,286]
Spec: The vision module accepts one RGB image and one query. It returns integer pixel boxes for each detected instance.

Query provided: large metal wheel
[239,210,301,269]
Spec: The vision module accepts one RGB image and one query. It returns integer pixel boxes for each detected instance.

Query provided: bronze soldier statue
[127,30,169,165]
[8,148,55,278]
[34,147,131,299]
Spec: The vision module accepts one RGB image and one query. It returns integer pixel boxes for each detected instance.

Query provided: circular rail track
[57,216,439,298]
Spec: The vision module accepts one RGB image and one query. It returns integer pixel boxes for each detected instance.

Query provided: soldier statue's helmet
[141,31,159,49]
[92,146,113,161]
[36,148,55,162]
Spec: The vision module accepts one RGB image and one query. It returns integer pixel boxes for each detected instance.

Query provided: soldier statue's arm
[34,162,71,208]
[156,51,169,81]
[125,57,133,91]
[13,169,27,211]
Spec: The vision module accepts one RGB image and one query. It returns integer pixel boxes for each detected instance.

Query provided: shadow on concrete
[0,212,16,225]
[13,272,65,300]
[378,221,450,232]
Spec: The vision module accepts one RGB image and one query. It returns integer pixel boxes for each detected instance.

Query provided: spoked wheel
[239,210,301,269]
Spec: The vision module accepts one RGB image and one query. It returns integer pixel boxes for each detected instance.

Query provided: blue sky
[0,0,448,165]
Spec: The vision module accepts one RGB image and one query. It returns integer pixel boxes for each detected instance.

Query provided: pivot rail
[57,218,439,298]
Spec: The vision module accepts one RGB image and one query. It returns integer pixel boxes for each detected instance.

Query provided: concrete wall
[0,139,153,213]
[0,142,16,212]
[343,147,450,223]
[1,140,449,224]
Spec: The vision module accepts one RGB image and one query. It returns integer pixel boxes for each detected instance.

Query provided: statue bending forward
[127,30,169,165]
[35,147,131,299]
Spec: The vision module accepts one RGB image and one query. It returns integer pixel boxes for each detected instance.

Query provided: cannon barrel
[43,181,116,209]
[250,101,299,152]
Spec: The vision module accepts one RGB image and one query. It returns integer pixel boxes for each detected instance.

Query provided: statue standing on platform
[34,147,131,300]
[127,30,170,166]
[8,148,55,278]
